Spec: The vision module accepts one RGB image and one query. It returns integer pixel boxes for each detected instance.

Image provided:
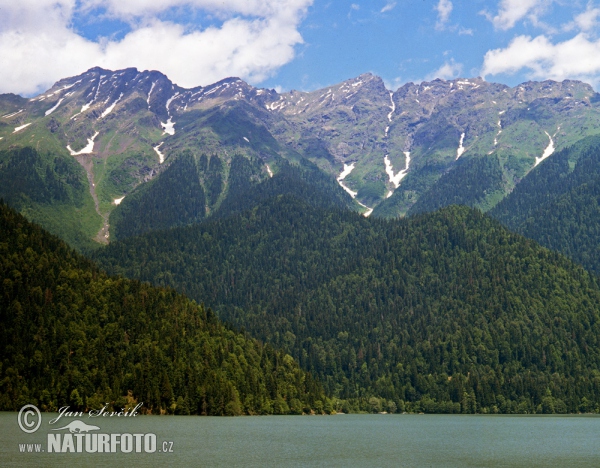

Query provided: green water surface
[1,412,598,467]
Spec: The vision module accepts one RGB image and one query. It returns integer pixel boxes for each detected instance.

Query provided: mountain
[94,196,600,414]
[490,134,600,274]
[3,67,600,247]
[253,75,600,217]
[0,201,326,415]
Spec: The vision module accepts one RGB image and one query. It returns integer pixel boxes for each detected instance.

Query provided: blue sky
[2,0,600,95]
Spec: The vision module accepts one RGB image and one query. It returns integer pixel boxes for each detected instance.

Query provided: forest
[110,152,356,241]
[0,201,326,415]
[95,194,600,414]
[6,138,600,415]
[491,135,600,275]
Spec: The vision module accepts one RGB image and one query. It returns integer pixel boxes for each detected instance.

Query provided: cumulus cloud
[426,59,463,81]
[485,0,544,30]
[435,0,453,30]
[0,0,312,95]
[481,33,600,86]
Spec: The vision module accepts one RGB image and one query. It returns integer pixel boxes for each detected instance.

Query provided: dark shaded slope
[0,201,326,414]
[0,147,101,250]
[95,197,600,413]
[490,135,600,273]
[109,151,207,240]
[216,157,356,219]
[407,155,505,215]
[110,148,354,241]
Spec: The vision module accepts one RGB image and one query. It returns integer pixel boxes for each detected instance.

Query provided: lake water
[1,412,599,467]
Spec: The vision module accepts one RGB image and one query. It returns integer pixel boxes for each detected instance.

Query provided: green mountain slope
[0,201,326,415]
[403,154,505,216]
[215,157,357,220]
[110,150,355,241]
[0,147,102,250]
[490,135,600,274]
[109,150,208,240]
[95,197,600,414]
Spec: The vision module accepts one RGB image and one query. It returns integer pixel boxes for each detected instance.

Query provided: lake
[1,412,599,467]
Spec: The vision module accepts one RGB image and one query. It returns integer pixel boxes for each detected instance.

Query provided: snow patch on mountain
[67,131,99,155]
[101,93,123,118]
[266,97,286,111]
[153,142,165,164]
[387,92,395,122]
[89,76,106,105]
[494,118,502,146]
[535,128,559,166]
[456,133,466,160]
[58,80,81,92]
[384,152,410,189]
[161,118,175,135]
[337,163,357,198]
[147,82,156,107]
[336,162,374,216]
[2,109,23,119]
[114,196,125,205]
[358,201,373,217]
[13,123,32,133]
[166,92,179,111]
[70,102,92,120]
[45,98,64,116]
[266,164,273,177]
[338,162,355,180]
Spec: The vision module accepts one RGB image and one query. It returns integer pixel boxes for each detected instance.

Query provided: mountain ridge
[3,66,600,247]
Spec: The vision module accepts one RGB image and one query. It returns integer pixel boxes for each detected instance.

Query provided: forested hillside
[215,157,357,219]
[491,135,600,274]
[0,201,326,415]
[406,154,505,215]
[0,147,101,250]
[95,196,600,414]
[109,151,208,240]
[110,153,356,241]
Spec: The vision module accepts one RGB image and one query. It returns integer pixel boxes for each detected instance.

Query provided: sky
[2,0,600,96]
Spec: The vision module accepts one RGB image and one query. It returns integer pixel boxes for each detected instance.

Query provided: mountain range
[4,67,600,414]
[3,67,600,248]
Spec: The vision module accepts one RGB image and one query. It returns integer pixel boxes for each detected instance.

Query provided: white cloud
[573,5,600,32]
[434,0,474,36]
[0,0,312,95]
[435,0,453,29]
[426,59,463,81]
[380,2,396,14]
[486,0,544,30]
[481,33,600,86]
